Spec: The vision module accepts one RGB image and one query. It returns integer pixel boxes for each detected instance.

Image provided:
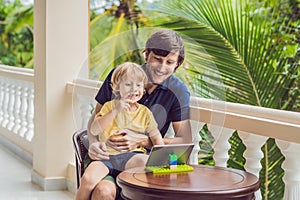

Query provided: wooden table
[117,165,260,200]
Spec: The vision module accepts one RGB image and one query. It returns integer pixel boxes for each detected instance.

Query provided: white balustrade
[25,85,34,141]
[190,120,204,164]
[276,140,300,200]
[18,85,28,137]
[7,81,16,130]
[0,78,5,123]
[0,65,34,147]
[208,124,234,167]
[238,131,268,200]
[1,68,300,199]
[12,80,22,133]
[2,80,10,128]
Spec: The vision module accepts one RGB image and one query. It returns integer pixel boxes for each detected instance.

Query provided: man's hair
[145,29,185,68]
[111,62,147,98]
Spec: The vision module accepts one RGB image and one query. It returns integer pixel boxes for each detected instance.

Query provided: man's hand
[88,141,110,161]
[108,129,149,152]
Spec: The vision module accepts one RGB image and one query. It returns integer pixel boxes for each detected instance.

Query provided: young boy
[75,62,164,200]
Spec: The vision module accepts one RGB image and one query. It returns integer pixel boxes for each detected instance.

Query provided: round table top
[117,165,260,200]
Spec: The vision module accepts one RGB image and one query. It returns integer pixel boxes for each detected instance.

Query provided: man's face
[145,51,179,84]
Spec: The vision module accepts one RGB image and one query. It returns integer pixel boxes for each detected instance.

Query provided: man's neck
[146,83,158,94]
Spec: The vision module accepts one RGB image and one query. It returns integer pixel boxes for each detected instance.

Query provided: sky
[19,0,33,6]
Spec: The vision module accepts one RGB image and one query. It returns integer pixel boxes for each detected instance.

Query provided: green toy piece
[146,164,194,174]
[169,153,178,166]
[146,153,194,174]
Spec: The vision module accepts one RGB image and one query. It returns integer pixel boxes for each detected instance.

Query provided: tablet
[146,143,194,167]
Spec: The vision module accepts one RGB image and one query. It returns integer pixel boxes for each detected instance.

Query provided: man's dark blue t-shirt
[95,64,190,137]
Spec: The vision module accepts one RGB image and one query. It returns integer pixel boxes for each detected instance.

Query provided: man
[85,29,192,200]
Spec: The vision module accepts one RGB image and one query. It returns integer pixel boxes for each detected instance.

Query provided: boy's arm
[88,68,115,159]
[90,105,118,136]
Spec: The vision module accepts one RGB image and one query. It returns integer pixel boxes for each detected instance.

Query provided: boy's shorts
[84,152,142,178]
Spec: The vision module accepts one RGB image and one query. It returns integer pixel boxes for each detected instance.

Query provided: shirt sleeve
[95,101,113,118]
[95,68,115,105]
[145,108,158,134]
[169,84,190,122]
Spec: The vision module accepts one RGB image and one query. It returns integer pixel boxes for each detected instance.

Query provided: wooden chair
[72,129,124,200]
[72,128,89,188]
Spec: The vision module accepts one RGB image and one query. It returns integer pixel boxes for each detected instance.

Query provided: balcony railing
[1,64,300,200]
[0,65,34,160]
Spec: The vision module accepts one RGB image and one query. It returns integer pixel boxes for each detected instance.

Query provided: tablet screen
[146,143,194,167]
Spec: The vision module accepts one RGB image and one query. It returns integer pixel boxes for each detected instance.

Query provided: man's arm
[108,129,153,151]
[163,119,192,144]
[87,103,109,160]
[87,103,102,142]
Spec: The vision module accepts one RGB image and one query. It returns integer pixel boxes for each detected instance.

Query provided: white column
[0,78,5,124]
[12,80,22,134]
[18,84,28,137]
[1,80,10,127]
[208,124,234,167]
[238,131,267,200]
[32,0,89,190]
[276,140,300,200]
[25,85,34,141]
[189,120,204,165]
[7,81,16,130]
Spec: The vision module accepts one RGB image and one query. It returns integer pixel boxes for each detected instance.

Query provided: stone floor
[0,144,75,200]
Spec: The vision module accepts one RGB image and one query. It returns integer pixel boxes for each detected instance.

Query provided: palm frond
[145,0,292,108]
[90,10,115,50]
[90,17,156,80]
[5,6,33,34]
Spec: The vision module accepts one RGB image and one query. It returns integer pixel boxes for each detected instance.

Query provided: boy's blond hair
[111,62,148,98]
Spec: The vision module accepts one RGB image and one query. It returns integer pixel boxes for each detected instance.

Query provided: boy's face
[119,75,144,103]
[145,51,179,85]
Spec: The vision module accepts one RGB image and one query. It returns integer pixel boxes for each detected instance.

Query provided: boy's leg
[107,152,148,172]
[76,161,109,200]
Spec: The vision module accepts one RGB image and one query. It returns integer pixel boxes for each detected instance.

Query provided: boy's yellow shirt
[96,99,158,155]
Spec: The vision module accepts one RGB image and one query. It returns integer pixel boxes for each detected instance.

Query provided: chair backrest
[72,129,89,188]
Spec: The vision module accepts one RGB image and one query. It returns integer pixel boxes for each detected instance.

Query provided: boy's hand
[113,99,131,113]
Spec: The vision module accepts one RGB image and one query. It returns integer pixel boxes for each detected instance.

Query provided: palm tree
[89,0,147,80]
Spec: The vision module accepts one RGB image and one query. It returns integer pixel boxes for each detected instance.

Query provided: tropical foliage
[89,0,148,80]
[0,0,33,68]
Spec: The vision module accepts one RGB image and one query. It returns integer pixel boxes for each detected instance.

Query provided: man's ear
[142,50,148,62]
